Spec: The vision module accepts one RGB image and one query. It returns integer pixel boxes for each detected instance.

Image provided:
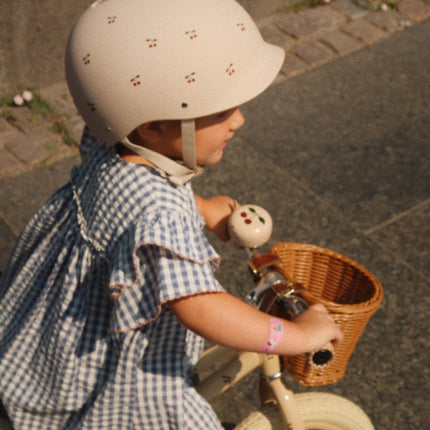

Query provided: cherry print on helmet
[146,38,157,48]
[226,63,235,76]
[185,30,198,39]
[185,72,196,84]
[130,75,142,86]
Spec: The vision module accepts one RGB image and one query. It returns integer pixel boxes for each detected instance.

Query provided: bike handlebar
[228,204,334,367]
[250,276,334,367]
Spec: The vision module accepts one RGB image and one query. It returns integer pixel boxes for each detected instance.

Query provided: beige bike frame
[195,345,306,430]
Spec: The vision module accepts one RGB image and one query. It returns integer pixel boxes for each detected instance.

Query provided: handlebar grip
[242,248,336,368]
[260,283,336,368]
[308,342,334,367]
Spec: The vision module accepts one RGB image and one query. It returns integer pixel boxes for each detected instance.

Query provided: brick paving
[0,0,429,183]
[0,1,429,428]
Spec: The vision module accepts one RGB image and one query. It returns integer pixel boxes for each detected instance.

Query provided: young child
[0,1,342,429]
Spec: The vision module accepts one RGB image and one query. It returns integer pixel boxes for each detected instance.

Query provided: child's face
[193,107,245,165]
[136,108,245,166]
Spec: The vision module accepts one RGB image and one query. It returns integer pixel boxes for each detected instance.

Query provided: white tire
[234,392,374,430]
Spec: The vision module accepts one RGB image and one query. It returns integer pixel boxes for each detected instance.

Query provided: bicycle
[193,204,383,430]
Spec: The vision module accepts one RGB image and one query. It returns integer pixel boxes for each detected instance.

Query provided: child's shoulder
[73,130,200,241]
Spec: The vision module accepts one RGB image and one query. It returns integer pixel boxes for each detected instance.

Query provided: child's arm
[195,195,237,242]
[170,292,343,356]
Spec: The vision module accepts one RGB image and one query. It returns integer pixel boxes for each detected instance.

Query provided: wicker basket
[270,242,383,387]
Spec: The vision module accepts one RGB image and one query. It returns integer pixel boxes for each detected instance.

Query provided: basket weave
[270,243,383,387]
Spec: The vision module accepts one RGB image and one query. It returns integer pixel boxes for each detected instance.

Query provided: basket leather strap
[248,253,281,275]
[259,282,294,315]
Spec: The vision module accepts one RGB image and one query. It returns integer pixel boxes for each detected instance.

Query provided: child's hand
[294,303,343,351]
[195,195,238,242]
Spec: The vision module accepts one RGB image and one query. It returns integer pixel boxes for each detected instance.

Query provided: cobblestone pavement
[0,0,429,183]
[0,1,429,429]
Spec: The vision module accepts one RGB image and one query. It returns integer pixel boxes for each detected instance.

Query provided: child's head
[66,0,284,178]
[130,107,245,167]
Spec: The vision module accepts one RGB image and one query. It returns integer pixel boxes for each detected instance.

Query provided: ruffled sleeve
[108,210,223,332]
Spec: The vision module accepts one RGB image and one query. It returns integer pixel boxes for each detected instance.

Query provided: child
[0,0,343,429]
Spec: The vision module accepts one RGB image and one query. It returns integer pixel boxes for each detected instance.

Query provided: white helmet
[66,0,284,183]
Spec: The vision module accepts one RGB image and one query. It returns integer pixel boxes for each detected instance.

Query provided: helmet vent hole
[181,102,189,109]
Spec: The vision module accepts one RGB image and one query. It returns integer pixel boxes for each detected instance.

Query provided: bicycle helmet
[66,0,284,183]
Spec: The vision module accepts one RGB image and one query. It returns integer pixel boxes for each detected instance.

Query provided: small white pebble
[13,94,24,106]
[381,3,388,11]
[22,90,33,102]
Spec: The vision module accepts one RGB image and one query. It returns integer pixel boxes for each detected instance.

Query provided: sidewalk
[0,1,429,429]
[0,0,429,183]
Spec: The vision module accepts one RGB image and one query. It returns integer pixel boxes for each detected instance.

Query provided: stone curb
[0,0,429,183]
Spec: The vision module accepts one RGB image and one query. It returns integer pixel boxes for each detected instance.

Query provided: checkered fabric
[0,128,224,429]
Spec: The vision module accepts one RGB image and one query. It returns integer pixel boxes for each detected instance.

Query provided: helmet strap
[120,119,202,186]
[181,119,197,170]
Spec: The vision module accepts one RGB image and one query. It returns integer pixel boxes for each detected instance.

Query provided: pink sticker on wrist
[259,317,284,354]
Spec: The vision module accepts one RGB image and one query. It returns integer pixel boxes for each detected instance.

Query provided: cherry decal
[130,75,141,86]
[227,205,273,249]
[185,72,196,84]
[185,30,198,40]
[146,38,158,48]
[226,63,235,76]
[240,207,265,225]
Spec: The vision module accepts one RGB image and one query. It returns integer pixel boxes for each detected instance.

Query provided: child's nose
[230,108,245,130]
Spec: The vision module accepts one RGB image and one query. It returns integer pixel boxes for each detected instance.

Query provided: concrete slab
[237,21,430,233]
[292,40,337,65]
[320,30,364,55]
[331,0,369,20]
[342,19,386,44]
[193,137,429,429]
[398,0,430,21]
[0,157,79,248]
[367,200,430,279]
[367,10,409,33]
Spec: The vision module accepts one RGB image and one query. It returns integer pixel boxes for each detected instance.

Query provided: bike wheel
[234,392,374,430]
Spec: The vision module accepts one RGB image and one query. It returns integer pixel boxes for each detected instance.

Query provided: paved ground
[1,1,429,429]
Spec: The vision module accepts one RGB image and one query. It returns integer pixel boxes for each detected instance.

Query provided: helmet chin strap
[120,119,202,186]
[181,119,197,170]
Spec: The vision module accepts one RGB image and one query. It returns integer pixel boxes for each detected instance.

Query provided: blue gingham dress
[0,129,225,429]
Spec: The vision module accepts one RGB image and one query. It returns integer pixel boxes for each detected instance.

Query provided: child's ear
[135,121,164,142]
[136,120,180,143]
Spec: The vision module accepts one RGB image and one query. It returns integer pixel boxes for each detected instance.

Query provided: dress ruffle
[108,209,222,332]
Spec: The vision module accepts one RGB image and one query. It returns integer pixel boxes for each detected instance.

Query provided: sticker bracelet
[259,317,284,354]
